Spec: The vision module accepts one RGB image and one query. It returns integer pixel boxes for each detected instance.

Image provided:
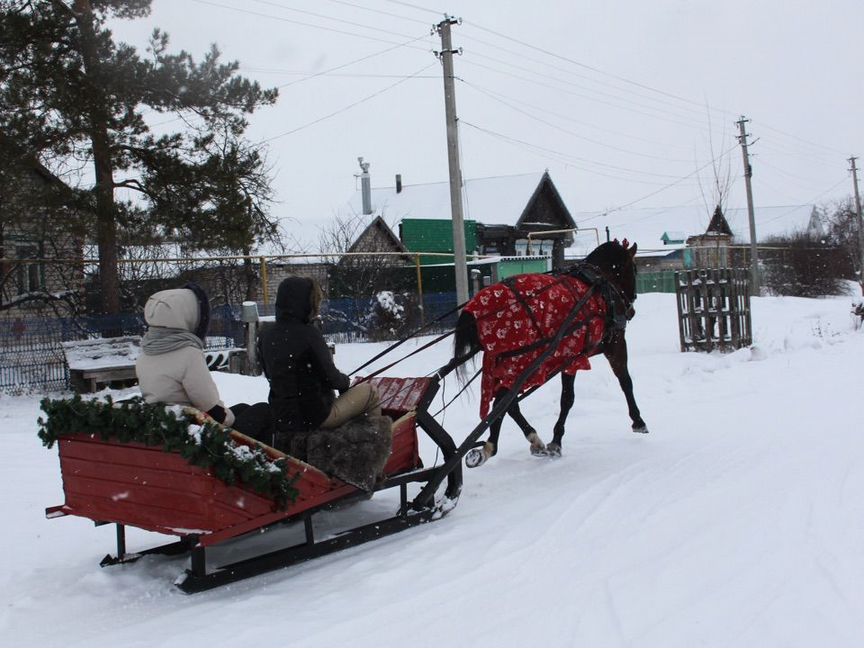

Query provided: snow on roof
[571,204,820,249]
[346,172,546,226]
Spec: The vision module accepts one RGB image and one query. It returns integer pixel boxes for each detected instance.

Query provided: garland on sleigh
[38,395,299,508]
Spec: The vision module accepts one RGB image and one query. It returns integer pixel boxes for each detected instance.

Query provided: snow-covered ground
[2,292,863,648]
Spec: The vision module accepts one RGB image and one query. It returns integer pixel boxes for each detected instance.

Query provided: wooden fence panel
[675,268,751,352]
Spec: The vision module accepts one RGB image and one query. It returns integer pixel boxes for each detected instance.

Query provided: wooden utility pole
[736,116,759,294]
[849,156,864,295]
[436,16,469,305]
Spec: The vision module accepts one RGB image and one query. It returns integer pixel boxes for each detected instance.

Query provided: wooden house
[347,170,578,273]
[0,133,85,321]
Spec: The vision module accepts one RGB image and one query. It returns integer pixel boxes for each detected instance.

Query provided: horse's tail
[451,310,480,384]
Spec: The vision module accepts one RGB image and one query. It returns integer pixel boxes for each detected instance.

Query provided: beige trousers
[321,382,382,429]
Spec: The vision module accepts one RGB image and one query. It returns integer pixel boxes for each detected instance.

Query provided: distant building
[0,132,85,320]
[346,170,577,272]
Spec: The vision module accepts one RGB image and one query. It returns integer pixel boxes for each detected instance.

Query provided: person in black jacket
[258,276,381,439]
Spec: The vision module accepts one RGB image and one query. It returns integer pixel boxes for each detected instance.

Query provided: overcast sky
[110,0,864,250]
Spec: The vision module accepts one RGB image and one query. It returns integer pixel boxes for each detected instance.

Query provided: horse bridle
[568,262,636,335]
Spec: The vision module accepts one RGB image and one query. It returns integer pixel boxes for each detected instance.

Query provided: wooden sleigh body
[46,376,463,593]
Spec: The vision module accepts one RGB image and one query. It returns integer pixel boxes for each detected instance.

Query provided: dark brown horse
[437,240,647,468]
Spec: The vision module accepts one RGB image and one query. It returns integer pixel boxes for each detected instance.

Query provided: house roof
[345,215,407,254]
[347,171,557,226]
[569,204,821,257]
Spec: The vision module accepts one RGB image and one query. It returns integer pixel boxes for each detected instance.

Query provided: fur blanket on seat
[275,415,393,492]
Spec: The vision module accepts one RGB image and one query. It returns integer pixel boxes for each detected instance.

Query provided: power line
[244,0,423,40]
[756,122,850,158]
[459,79,695,153]
[382,0,444,17]
[464,20,716,113]
[244,69,439,80]
[459,57,715,134]
[458,30,722,124]
[267,34,431,89]
[461,79,696,162]
[460,120,704,185]
[582,144,742,218]
[258,62,435,143]
[187,0,431,50]
[462,19,853,163]
[461,50,712,131]
[759,178,850,226]
[318,0,431,26]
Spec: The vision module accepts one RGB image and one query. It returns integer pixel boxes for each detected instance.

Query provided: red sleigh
[46,376,463,592]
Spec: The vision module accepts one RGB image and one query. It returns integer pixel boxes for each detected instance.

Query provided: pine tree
[0,0,279,316]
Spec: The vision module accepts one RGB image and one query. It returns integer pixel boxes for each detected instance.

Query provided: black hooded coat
[258,277,350,432]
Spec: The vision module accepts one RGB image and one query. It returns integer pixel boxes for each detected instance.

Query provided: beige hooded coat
[135,288,234,426]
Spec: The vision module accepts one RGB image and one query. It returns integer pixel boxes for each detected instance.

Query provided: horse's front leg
[604,336,648,433]
[548,373,575,456]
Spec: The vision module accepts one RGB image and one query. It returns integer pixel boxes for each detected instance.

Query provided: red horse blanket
[463,273,608,418]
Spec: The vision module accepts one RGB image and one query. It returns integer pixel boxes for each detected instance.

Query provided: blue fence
[0,292,459,392]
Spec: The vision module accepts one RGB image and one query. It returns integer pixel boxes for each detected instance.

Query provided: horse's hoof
[632,424,649,434]
[545,442,562,457]
[527,432,547,456]
[465,444,493,468]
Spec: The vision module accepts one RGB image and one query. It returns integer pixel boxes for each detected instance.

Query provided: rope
[348,298,468,376]
[353,329,454,382]
[431,366,482,417]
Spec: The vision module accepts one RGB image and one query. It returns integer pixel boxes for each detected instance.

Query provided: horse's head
[583,239,638,320]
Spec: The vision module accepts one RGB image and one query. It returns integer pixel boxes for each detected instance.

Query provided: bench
[61,336,244,393]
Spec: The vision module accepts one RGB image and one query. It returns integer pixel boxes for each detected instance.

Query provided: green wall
[497,257,550,279]
[400,219,477,265]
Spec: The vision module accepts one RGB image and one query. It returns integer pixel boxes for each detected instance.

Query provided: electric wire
[460,120,704,187]
[461,79,696,163]
[318,0,431,26]
[459,57,718,135]
[269,33,431,89]
[187,0,432,50]
[458,78,695,153]
[382,0,445,17]
[461,51,714,132]
[244,0,426,41]
[258,62,435,143]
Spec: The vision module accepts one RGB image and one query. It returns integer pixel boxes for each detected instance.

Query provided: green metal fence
[637,270,678,294]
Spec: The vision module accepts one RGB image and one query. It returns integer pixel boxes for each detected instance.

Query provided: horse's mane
[583,240,629,270]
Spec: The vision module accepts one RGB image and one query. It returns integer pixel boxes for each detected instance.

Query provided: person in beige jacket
[135,283,236,427]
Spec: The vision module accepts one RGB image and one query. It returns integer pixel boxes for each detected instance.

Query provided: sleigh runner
[45,376,463,593]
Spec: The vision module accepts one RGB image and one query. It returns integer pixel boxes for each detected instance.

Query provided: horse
[436,240,648,468]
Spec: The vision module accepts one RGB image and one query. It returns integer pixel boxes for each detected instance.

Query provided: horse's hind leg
[465,391,544,467]
[548,373,575,457]
[465,413,503,469]
[505,397,546,456]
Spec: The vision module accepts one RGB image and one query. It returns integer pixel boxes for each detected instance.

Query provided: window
[15,244,43,295]
[515,239,528,257]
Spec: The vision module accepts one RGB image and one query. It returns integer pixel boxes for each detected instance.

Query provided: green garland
[38,395,298,509]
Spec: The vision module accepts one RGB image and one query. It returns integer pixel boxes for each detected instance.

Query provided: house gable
[343,215,411,266]
[706,206,733,236]
[515,171,577,233]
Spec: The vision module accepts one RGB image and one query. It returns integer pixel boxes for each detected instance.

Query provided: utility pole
[736,116,759,294]
[849,156,864,296]
[435,16,469,305]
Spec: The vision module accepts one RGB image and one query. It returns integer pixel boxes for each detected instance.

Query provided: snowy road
[2,293,863,647]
